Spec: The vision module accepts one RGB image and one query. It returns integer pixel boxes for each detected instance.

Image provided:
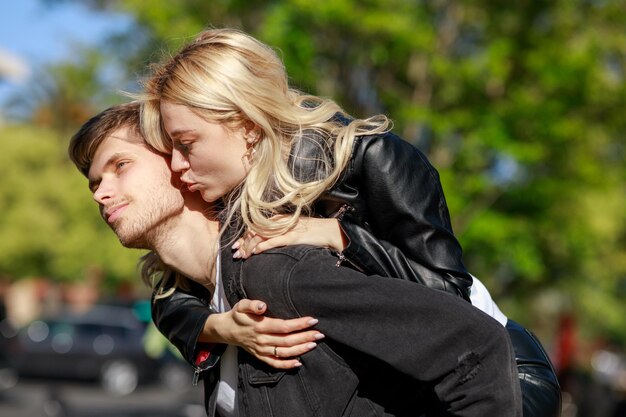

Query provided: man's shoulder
[238,245,342,279]
[233,245,339,299]
[222,244,329,276]
[246,244,333,265]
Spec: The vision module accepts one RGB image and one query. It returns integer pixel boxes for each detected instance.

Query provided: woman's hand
[201,299,324,369]
[232,216,347,259]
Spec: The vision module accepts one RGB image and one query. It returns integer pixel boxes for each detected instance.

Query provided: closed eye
[174,140,191,154]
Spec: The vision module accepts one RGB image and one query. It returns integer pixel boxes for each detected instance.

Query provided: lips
[180,176,199,192]
[186,183,200,192]
[104,204,129,224]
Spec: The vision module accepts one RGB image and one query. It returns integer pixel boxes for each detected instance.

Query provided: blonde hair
[139,251,187,299]
[140,28,390,238]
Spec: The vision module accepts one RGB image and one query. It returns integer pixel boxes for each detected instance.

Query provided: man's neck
[151,199,220,286]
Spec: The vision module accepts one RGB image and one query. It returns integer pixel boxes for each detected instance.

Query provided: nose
[170,148,190,172]
[92,177,114,206]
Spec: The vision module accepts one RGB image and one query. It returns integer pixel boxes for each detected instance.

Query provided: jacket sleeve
[151,277,218,367]
[333,133,472,300]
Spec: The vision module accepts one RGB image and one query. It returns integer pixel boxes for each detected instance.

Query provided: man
[69,102,522,417]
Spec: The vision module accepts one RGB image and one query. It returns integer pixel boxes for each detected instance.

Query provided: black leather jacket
[152,131,473,368]
[302,131,472,300]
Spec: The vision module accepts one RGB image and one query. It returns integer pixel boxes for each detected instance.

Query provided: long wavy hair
[140,28,390,238]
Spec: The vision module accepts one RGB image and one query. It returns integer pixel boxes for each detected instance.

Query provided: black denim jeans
[220,245,522,417]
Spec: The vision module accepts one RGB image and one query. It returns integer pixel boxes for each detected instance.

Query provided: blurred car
[0,304,18,394]
[6,304,191,396]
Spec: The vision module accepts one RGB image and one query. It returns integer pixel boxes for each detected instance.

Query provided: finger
[260,330,325,348]
[241,230,257,244]
[235,231,259,258]
[255,316,319,334]
[235,299,267,315]
[241,235,267,259]
[272,342,318,359]
[232,237,244,258]
[253,235,291,254]
[256,357,303,370]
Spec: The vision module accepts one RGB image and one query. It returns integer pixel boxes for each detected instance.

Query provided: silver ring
[274,346,278,357]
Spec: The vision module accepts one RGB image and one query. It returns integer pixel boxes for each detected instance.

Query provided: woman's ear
[243,120,261,144]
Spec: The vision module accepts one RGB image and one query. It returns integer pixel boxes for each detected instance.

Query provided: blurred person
[68,102,522,416]
[140,28,560,417]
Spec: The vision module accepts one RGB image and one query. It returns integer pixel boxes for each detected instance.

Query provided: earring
[244,146,257,160]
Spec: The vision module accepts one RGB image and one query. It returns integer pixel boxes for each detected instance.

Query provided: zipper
[334,250,364,272]
[191,343,225,385]
[335,251,347,267]
[332,203,353,221]
[192,367,201,386]
[192,361,216,385]
[331,204,364,272]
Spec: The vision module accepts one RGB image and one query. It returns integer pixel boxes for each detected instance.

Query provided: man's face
[87,126,185,248]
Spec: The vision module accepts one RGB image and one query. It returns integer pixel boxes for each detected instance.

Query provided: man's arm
[151,279,213,366]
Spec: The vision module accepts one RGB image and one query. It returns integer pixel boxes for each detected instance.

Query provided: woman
[140,28,560,417]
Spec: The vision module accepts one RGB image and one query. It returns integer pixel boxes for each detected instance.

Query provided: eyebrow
[88,151,132,191]
[168,129,196,139]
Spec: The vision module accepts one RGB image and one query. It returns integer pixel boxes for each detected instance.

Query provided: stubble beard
[112,186,185,250]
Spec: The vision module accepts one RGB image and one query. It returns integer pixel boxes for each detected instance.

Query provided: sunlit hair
[68,102,185,298]
[69,102,143,177]
[138,251,183,299]
[140,28,390,237]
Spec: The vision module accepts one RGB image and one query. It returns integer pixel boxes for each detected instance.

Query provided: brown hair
[68,101,186,296]
[68,101,142,177]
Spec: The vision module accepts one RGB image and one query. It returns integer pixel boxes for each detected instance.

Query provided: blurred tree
[33,0,626,342]
[0,124,144,289]
[4,46,126,135]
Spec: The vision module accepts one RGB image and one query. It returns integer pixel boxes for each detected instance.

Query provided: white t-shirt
[468,275,508,326]
[210,252,239,417]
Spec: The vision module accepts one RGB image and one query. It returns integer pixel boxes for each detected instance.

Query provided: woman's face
[160,102,253,203]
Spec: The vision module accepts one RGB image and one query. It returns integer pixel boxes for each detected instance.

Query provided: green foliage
[0,124,144,285]
[25,0,626,342]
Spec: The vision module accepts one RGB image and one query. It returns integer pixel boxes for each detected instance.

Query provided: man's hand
[201,299,324,369]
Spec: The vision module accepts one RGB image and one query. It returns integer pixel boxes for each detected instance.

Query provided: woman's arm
[237,132,472,299]
[333,133,473,299]
[201,299,324,368]
[232,216,347,259]
[234,211,471,300]
[151,278,324,369]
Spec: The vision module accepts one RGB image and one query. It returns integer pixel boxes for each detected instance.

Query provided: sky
[0,0,133,107]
